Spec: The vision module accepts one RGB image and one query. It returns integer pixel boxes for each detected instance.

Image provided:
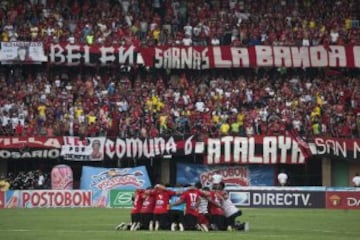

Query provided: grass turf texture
[0,208,359,240]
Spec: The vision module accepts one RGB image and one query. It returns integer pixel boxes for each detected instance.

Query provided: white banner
[0,41,47,63]
[61,137,106,161]
[6,190,92,208]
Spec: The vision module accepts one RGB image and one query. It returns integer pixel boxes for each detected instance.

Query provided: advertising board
[326,191,360,209]
[109,190,134,208]
[230,190,325,208]
[5,190,92,208]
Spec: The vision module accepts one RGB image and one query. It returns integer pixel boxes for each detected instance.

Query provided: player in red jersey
[171,182,211,231]
[208,188,226,231]
[197,186,211,232]
[139,187,156,230]
[151,184,177,230]
[115,188,145,231]
[130,188,145,230]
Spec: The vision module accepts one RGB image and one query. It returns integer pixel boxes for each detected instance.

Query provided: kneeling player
[140,187,156,230]
[218,182,249,231]
[115,188,145,231]
[152,184,177,230]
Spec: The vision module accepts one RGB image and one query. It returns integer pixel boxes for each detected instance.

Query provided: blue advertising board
[176,163,274,187]
[80,166,152,207]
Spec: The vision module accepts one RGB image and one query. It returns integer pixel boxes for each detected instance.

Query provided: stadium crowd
[0,0,359,141]
[0,67,359,140]
[0,0,359,46]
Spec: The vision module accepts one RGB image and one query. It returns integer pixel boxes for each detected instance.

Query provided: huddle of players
[115,179,249,232]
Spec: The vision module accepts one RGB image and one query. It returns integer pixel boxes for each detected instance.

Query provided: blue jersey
[169,187,185,211]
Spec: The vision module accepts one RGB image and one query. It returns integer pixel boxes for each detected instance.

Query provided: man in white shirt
[195,98,206,112]
[277,171,288,186]
[37,170,45,189]
[182,34,192,46]
[183,23,192,37]
[1,111,10,127]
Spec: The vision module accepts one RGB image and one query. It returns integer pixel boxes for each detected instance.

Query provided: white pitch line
[0,229,111,233]
[0,229,292,238]
[75,224,116,226]
[0,228,357,236]
[0,229,179,234]
[258,227,358,235]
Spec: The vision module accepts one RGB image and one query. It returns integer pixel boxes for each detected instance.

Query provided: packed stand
[0,0,359,47]
[0,0,360,140]
[0,67,359,140]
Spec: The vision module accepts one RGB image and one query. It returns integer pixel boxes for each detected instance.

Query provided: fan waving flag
[287,129,313,160]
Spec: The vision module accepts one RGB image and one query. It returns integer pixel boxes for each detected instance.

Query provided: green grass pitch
[0,208,359,240]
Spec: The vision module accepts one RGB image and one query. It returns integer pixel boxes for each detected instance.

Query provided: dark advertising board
[230,190,325,208]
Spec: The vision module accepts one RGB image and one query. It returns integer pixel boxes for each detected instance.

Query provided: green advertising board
[109,190,134,208]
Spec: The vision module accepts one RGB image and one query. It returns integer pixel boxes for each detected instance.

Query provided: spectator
[7,170,48,190]
[352,173,360,187]
[0,0,359,141]
[36,170,45,189]
[0,174,10,191]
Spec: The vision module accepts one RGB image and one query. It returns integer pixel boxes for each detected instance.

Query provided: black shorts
[182,214,198,230]
[210,214,226,231]
[154,213,170,230]
[140,213,154,229]
[131,213,141,223]
[169,209,184,223]
[225,211,242,227]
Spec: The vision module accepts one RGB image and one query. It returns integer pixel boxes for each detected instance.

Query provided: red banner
[0,191,4,208]
[141,45,360,68]
[0,136,359,164]
[0,137,63,159]
[0,137,62,149]
[141,45,360,69]
[47,44,360,68]
[326,191,360,209]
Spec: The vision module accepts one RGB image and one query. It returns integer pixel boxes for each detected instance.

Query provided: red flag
[287,129,312,160]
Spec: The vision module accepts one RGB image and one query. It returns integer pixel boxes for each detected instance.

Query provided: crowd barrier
[0,187,359,209]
